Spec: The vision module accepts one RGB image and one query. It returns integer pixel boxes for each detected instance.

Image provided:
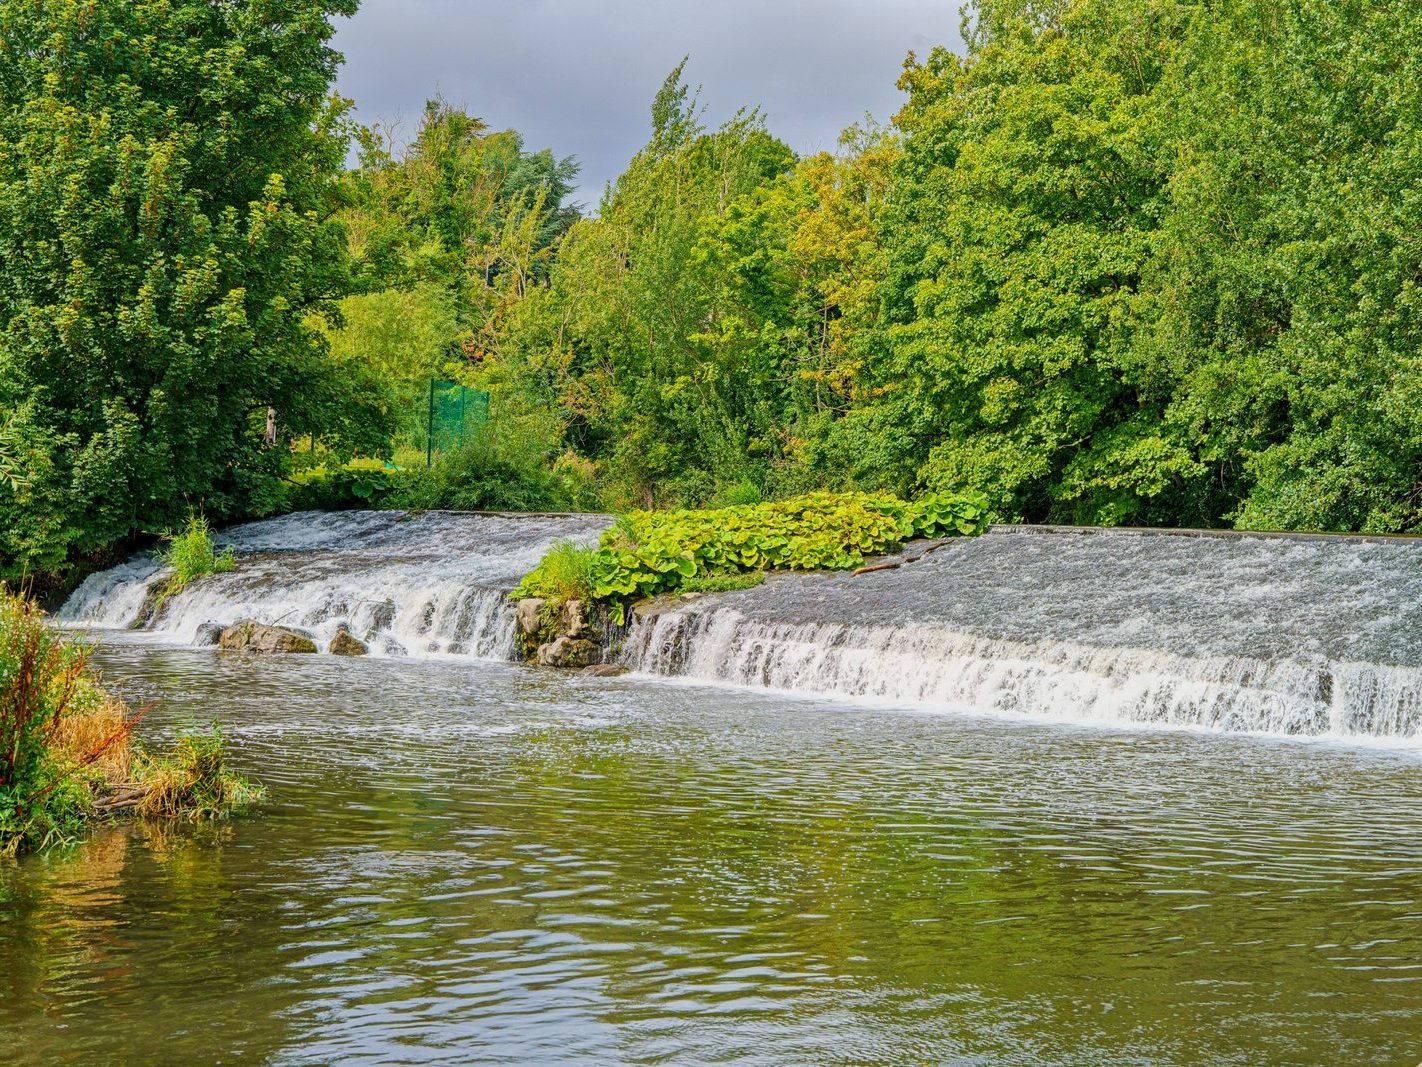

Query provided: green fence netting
[423,380,490,467]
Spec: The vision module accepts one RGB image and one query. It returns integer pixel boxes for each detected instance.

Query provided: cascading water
[63,513,1422,741]
[622,527,1422,742]
[60,510,610,659]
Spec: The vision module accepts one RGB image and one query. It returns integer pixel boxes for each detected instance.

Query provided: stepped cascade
[622,528,1422,741]
[60,510,609,659]
[63,515,1422,741]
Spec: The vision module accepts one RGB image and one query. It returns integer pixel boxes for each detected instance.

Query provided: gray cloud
[332,0,962,208]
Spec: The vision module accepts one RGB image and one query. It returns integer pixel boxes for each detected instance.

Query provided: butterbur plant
[514,491,989,624]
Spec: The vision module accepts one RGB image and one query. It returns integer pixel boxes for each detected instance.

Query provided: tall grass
[0,593,137,855]
[135,724,263,820]
[0,591,262,856]
[511,540,596,604]
[158,514,236,602]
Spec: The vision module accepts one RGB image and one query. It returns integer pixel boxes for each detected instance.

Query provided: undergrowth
[677,571,766,595]
[0,591,262,857]
[133,723,264,820]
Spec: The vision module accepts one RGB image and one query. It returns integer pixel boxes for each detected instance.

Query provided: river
[4,513,1421,1063]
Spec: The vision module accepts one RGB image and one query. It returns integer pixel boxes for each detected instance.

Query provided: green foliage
[286,465,406,512]
[0,594,87,855]
[678,571,767,595]
[388,413,592,513]
[514,491,988,621]
[0,591,262,854]
[486,63,800,509]
[0,0,391,586]
[158,516,236,601]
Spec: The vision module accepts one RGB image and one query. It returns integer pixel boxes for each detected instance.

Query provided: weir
[61,514,1422,741]
[59,510,609,659]
[621,526,1422,742]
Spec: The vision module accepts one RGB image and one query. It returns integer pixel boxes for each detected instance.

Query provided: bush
[158,515,235,601]
[388,427,568,513]
[513,490,988,622]
[0,593,92,854]
[284,465,406,512]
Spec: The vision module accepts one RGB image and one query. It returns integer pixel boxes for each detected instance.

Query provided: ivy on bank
[513,491,988,623]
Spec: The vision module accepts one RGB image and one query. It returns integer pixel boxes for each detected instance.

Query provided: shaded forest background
[4,0,1422,587]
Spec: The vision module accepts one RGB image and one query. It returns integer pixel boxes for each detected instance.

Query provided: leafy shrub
[0,593,145,855]
[0,593,87,853]
[285,466,406,511]
[388,427,569,513]
[0,592,264,854]
[513,490,988,622]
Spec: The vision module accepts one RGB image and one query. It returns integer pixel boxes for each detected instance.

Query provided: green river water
[2,642,1420,1065]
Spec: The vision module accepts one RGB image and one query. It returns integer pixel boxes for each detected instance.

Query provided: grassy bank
[0,593,262,857]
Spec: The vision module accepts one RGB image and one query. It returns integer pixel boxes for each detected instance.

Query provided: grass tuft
[157,514,235,603]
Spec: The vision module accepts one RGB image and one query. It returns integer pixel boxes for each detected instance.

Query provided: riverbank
[0,593,262,857]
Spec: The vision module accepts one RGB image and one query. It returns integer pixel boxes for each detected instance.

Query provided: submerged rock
[580,663,629,678]
[329,626,368,657]
[516,597,546,637]
[536,636,600,669]
[194,621,225,647]
[218,620,318,654]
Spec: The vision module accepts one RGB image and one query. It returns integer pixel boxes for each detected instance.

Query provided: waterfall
[60,510,610,660]
[621,528,1422,742]
[63,511,1422,740]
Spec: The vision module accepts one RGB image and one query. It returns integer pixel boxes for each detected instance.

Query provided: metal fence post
[426,378,436,469]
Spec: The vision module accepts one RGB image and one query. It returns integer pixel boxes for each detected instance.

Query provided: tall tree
[0,0,382,581]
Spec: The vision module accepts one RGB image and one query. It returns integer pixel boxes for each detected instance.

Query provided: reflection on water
[3,643,1422,1065]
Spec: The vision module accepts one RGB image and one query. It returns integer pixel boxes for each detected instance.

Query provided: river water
[2,640,1421,1064]
[6,513,1422,1063]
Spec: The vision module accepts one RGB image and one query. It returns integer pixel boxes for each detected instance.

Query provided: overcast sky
[332,1,963,208]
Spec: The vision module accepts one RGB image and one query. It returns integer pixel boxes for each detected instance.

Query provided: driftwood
[852,561,902,577]
[854,538,958,577]
[92,784,150,813]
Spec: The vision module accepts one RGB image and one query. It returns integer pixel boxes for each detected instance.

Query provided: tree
[869,1,1190,522]
[0,0,384,582]
[495,63,795,507]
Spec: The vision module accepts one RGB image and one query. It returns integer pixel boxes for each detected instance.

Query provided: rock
[562,598,592,639]
[218,619,318,654]
[194,621,225,647]
[536,636,600,669]
[328,626,368,657]
[516,597,546,637]
[580,663,629,678]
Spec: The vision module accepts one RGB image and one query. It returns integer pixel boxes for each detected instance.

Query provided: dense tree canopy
[6,0,1422,587]
[0,0,383,582]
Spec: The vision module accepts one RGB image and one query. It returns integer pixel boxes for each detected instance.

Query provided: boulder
[194,621,225,647]
[328,626,368,657]
[516,597,546,637]
[219,620,318,654]
[580,663,629,678]
[562,598,592,639]
[536,636,600,669]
